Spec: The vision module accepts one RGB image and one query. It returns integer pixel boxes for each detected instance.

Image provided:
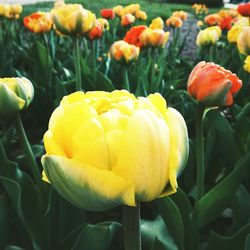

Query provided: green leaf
[71,221,121,250]
[245,234,250,250]
[95,70,115,91]
[0,142,49,249]
[207,224,250,250]
[206,110,240,166]
[156,196,185,250]
[0,191,9,249]
[192,153,250,228]
[4,246,25,250]
[35,40,52,71]
[141,216,178,250]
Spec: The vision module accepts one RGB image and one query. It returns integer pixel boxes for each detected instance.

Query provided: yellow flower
[140,28,170,47]
[0,4,8,17]
[51,4,95,36]
[237,26,250,55]
[121,13,135,26]
[1,4,22,19]
[244,56,250,72]
[196,26,221,46]
[0,77,34,117]
[110,40,139,63]
[23,12,53,33]
[149,17,164,30]
[197,20,204,27]
[97,18,109,30]
[113,5,123,17]
[41,90,189,211]
[122,4,140,15]
[135,10,147,20]
[227,17,249,43]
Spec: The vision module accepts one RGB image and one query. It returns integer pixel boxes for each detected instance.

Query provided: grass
[23,0,222,20]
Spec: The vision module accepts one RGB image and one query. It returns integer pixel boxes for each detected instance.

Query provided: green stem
[122,203,141,250]
[92,41,96,83]
[74,37,82,91]
[15,113,43,189]
[122,66,130,91]
[195,105,205,203]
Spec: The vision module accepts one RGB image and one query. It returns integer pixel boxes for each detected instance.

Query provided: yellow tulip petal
[42,155,135,211]
[72,117,110,170]
[161,107,189,196]
[113,109,170,201]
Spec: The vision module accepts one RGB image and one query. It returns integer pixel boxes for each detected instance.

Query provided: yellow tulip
[113,5,123,17]
[51,4,95,36]
[149,17,164,30]
[227,17,249,43]
[196,26,221,46]
[5,4,22,19]
[135,10,147,20]
[0,77,34,117]
[110,40,139,63]
[140,28,170,47]
[244,56,250,72]
[237,26,250,55]
[41,90,189,211]
[122,4,140,15]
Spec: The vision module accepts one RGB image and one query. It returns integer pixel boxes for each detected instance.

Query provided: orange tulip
[123,25,147,48]
[87,19,103,40]
[187,61,242,107]
[23,12,53,33]
[110,40,139,63]
[140,28,169,47]
[204,13,222,26]
[166,16,183,28]
[172,11,187,20]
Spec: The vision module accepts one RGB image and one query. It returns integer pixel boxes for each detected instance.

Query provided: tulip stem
[15,113,43,189]
[74,37,82,91]
[195,105,205,203]
[122,66,130,91]
[122,203,141,250]
[92,41,97,82]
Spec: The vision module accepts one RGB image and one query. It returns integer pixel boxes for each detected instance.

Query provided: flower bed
[0,1,250,249]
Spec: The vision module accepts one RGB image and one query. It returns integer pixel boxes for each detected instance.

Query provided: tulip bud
[23,12,53,33]
[97,18,109,31]
[135,10,147,20]
[123,25,147,48]
[113,5,123,17]
[227,17,249,43]
[42,90,189,211]
[140,28,169,47]
[166,16,183,28]
[196,26,221,46]
[87,19,103,40]
[51,4,95,36]
[100,9,115,19]
[187,61,242,107]
[237,3,250,17]
[237,26,250,55]
[172,11,187,20]
[121,13,135,26]
[0,77,34,117]
[244,55,250,73]
[110,40,139,63]
[149,17,164,30]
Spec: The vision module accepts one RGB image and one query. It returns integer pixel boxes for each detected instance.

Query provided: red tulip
[237,3,250,17]
[187,62,242,107]
[100,9,115,19]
